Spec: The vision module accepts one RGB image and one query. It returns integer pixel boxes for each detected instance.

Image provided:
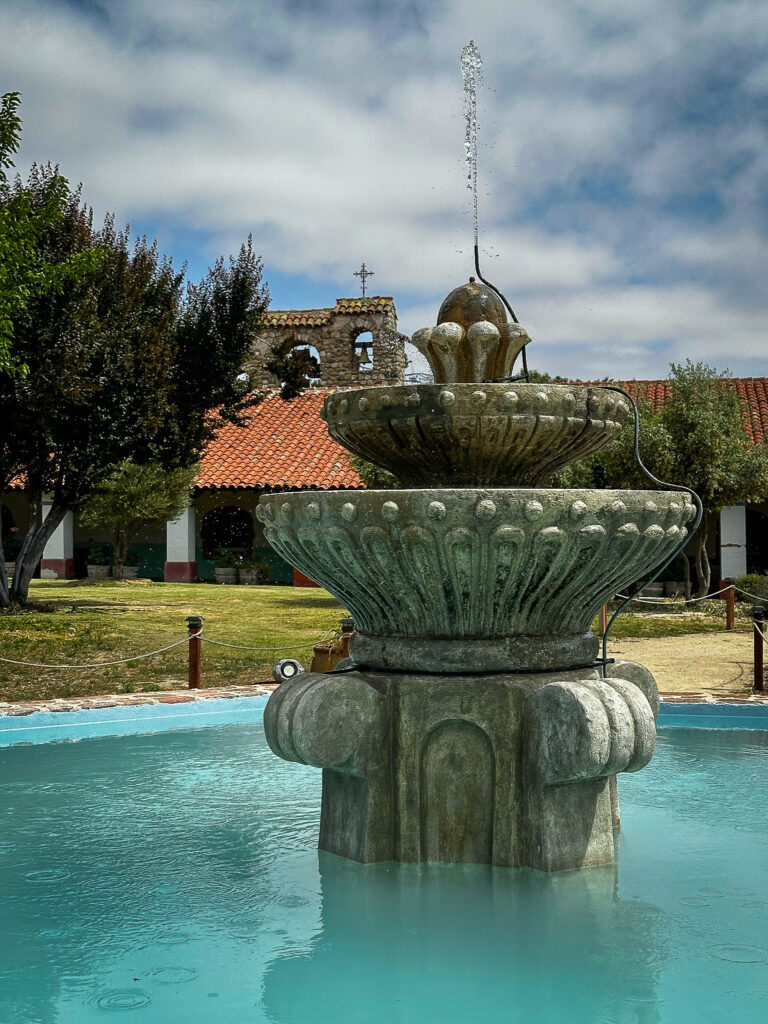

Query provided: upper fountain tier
[321,278,632,487]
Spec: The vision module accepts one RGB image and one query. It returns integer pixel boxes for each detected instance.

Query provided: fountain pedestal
[264,660,657,871]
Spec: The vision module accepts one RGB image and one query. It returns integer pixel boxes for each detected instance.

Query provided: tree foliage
[0,167,269,606]
[348,454,401,490]
[80,461,197,579]
[264,338,320,399]
[559,362,768,595]
[0,92,93,378]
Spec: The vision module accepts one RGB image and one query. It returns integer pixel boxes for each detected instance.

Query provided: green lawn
[0,580,747,703]
[0,580,345,702]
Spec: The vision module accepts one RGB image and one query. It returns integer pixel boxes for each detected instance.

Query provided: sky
[2,0,767,380]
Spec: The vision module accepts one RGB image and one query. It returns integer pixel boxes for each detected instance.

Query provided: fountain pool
[1,701,767,1023]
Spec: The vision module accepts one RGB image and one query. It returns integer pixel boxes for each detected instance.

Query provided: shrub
[734,574,768,603]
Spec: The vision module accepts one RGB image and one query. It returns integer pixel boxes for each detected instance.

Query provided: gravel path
[610,630,758,694]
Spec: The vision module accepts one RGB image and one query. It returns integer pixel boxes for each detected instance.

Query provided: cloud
[2,0,767,380]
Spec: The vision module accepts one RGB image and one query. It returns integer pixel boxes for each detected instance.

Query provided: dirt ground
[610,629,757,694]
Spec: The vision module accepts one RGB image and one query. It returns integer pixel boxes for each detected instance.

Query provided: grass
[0,580,345,703]
[0,581,750,703]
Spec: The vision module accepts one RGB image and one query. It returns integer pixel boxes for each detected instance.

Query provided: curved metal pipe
[594,385,704,676]
[474,244,529,380]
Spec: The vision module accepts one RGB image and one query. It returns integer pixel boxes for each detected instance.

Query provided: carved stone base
[263,660,658,872]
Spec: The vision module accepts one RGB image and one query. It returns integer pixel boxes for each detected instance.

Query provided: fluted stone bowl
[257,488,694,672]
[321,383,631,487]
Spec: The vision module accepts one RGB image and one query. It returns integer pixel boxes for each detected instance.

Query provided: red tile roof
[261,296,394,328]
[604,377,768,444]
[196,390,362,492]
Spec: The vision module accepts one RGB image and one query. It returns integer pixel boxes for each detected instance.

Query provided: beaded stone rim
[321,383,633,487]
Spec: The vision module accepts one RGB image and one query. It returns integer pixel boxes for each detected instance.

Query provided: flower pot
[4,562,15,580]
[121,566,140,580]
[641,582,664,599]
[239,570,260,585]
[664,581,686,598]
[87,565,112,579]
[214,567,238,585]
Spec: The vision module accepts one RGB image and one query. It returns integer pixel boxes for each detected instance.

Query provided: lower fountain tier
[263,659,659,871]
[257,488,694,672]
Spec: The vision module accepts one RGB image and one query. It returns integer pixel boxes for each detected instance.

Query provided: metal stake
[753,606,765,693]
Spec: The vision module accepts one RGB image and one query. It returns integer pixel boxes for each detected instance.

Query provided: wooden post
[599,604,609,636]
[186,614,204,689]
[753,606,765,693]
[725,585,735,631]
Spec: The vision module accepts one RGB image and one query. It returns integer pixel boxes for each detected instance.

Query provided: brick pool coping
[0,684,277,717]
[0,684,767,718]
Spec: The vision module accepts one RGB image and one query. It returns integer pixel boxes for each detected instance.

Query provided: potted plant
[664,555,690,598]
[122,547,141,580]
[86,543,112,579]
[239,555,272,586]
[213,550,240,584]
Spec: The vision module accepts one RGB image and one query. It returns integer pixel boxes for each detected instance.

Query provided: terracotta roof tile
[196,390,362,492]
[588,377,768,444]
[261,296,394,329]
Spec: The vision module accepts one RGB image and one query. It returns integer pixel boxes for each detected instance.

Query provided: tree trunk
[113,529,129,581]
[9,500,68,604]
[694,519,711,597]
[0,532,9,609]
[682,552,691,599]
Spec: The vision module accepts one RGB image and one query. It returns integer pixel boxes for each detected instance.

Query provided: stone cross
[353,262,374,298]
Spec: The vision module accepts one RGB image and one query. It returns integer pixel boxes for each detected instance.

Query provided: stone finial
[413,278,530,383]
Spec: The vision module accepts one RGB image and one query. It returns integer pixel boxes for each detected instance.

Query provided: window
[353,331,374,372]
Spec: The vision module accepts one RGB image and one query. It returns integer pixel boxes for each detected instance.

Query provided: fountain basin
[257,488,693,671]
[321,383,631,486]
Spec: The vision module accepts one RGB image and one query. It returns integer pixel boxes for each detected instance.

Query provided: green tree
[80,461,197,579]
[0,170,269,607]
[0,92,92,377]
[348,454,401,489]
[565,363,768,596]
[264,338,320,399]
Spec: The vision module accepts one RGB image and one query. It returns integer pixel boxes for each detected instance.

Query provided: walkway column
[165,505,197,582]
[720,505,747,580]
[40,504,75,579]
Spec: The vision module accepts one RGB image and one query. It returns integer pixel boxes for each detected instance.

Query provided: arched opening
[352,331,374,373]
[292,344,321,385]
[201,505,254,559]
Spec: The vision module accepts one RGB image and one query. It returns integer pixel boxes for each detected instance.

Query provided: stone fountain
[256,281,693,871]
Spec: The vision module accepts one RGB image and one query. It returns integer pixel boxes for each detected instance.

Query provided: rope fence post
[599,604,609,637]
[725,583,735,631]
[753,606,765,693]
[186,615,204,689]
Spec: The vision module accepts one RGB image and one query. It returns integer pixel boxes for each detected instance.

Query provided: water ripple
[87,989,152,1011]
[144,967,198,984]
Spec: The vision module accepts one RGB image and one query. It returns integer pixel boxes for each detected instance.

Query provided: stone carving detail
[257,489,692,667]
[263,662,659,870]
[322,383,631,486]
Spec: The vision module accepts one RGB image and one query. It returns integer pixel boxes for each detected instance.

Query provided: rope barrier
[200,630,336,653]
[0,628,337,669]
[735,586,768,603]
[614,584,733,605]
[754,622,768,644]
[611,584,767,607]
[0,633,198,670]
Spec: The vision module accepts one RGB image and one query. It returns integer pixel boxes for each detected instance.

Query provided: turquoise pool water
[1,708,767,1023]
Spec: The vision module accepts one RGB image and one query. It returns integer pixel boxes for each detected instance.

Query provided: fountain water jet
[256,48,692,872]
